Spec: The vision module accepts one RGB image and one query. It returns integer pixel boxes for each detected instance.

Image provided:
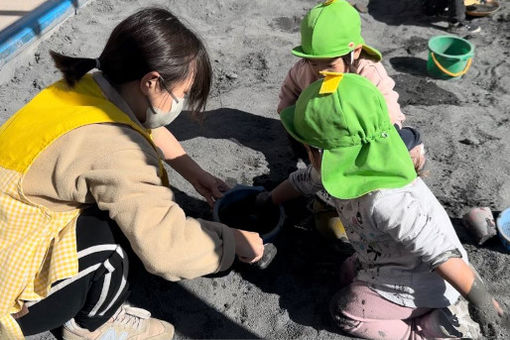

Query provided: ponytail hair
[50,8,212,114]
[50,51,100,87]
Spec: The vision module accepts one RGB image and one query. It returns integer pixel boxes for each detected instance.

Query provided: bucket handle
[430,52,472,77]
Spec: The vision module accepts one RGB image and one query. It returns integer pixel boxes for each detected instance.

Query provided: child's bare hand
[469,298,509,337]
[231,228,264,263]
[409,143,426,175]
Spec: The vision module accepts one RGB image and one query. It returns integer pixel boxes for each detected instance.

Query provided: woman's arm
[151,126,228,206]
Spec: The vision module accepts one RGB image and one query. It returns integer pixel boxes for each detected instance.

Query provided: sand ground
[0,0,509,339]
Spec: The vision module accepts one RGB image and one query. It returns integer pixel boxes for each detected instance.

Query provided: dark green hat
[280,73,416,199]
[292,0,382,61]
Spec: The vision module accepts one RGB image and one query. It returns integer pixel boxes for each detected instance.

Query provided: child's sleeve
[371,191,463,270]
[277,60,313,113]
[358,61,406,128]
[288,165,324,195]
[395,125,422,151]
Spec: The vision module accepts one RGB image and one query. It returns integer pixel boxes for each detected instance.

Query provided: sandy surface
[1,0,509,339]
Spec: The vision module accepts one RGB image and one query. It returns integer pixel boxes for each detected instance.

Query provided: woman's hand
[151,127,230,206]
[231,228,264,263]
[190,171,229,207]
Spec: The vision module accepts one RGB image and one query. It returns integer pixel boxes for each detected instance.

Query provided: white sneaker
[62,304,175,339]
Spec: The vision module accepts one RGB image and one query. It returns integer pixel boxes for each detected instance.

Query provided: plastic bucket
[496,208,510,251]
[213,185,285,243]
[427,35,474,79]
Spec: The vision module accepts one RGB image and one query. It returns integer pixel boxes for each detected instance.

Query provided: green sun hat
[292,0,382,61]
[280,73,416,199]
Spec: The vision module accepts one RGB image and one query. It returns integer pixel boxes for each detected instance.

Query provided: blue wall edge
[0,0,89,69]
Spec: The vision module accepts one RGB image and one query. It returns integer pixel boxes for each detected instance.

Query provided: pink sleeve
[358,60,406,127]
[277,60,318,114]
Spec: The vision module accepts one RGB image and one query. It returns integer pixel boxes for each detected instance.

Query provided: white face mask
[142,76,186,129]
[143,95,185,129]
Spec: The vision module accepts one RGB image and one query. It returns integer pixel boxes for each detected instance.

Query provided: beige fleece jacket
[22,75,235,282]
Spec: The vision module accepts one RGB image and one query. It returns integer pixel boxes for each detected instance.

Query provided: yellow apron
[0,74,167,338]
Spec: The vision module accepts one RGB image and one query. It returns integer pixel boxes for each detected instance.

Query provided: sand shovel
[252,243,277,270]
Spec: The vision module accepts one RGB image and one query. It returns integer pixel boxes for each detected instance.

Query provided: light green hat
[292,0,382,61]
[280,73,416,199]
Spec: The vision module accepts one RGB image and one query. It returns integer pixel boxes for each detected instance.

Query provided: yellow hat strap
[319,71,344,94]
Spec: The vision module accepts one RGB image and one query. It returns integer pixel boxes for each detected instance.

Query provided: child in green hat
[277,0,426,243]
[269,73,507,338]
[278,0,425,171]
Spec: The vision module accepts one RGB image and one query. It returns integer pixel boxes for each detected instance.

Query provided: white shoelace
[111,305,151,331]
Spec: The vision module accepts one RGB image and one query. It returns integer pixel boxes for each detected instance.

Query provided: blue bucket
[213,185,285,243]
[496,208,510,251]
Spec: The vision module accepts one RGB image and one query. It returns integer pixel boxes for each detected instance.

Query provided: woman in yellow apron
[0,8,263,339]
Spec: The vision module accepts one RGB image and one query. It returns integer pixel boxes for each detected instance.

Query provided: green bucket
[427,35,474,79]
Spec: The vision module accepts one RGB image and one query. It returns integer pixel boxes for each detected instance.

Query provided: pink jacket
[278,57,405,127]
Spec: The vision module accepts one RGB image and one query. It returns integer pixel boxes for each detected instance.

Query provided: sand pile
[0,0,509,339]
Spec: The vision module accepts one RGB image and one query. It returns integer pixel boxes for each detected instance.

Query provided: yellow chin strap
[319,71,344,94]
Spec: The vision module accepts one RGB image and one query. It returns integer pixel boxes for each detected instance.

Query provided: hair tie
[95,58,101,70]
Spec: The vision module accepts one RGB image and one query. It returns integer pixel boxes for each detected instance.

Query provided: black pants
[426,0,465,22]
[448,0,465,23]
[17,206,129,336]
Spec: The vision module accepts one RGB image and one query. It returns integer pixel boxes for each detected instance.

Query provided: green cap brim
[282,109,416,199]
[291,45,352,59]
[362,44,382,61]
[321,127,415,199]
[280,104,309,145]
[291,44,382,61]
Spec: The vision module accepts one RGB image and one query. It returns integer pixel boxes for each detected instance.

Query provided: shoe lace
[111,305,151,331]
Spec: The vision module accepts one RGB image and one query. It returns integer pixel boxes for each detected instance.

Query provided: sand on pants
[0,0,509,339]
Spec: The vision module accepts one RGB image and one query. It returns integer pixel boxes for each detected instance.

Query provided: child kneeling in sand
[267,73,506,338]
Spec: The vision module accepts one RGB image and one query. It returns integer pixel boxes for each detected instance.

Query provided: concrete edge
[0,0,90,70]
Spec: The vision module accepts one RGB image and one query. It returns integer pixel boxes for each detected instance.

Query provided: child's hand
[409,143,426,175]
[469,298,509,337]
[436,258,509,336]
[231,228,264,263]
[255,191,274,211]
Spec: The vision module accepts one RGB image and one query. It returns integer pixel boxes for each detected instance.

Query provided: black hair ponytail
[49,51,99,87]
[49,8,212,114]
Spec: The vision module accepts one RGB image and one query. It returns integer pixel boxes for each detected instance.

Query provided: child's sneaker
[462,207,497,245]
[448,21,482,34]
[62,304,175,339]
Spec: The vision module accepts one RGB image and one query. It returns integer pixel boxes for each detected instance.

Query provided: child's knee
[90,244,129,283]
